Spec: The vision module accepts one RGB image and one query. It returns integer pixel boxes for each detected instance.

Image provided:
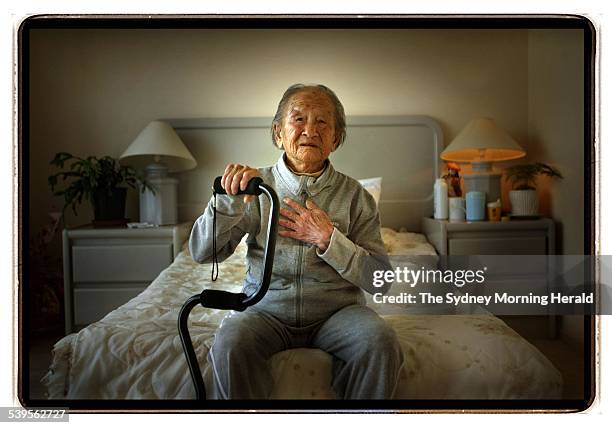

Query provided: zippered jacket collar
[273,154,336,197]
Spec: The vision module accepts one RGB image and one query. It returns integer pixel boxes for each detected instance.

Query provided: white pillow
[358,177,382,206]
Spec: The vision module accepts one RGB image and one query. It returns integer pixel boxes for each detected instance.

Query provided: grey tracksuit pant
[190,155,403,399]
[207,304,404,399]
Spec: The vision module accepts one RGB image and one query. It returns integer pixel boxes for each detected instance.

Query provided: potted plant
[504,162,563,216]
[48,152,152,225]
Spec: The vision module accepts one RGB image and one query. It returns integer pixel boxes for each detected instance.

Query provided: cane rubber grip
[213,176,263,196]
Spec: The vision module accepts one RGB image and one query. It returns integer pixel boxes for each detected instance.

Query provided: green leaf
[48,152,154,215]
[50,152,74,168]
[504,162,563,190]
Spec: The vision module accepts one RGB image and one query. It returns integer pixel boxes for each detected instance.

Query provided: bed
[42,116,562,400]
[43,229,561,399]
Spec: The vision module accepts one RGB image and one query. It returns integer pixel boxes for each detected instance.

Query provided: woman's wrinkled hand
[220,163,261,203]
[279,198,334,251]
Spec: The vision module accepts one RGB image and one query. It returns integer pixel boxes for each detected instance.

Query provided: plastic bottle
[434,178,449,220]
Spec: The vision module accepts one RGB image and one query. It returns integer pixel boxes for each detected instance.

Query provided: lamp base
[140,177,179,226]
[463,172,501,203]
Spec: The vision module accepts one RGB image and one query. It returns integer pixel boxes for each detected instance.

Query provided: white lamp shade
[120,120,197,172]
[441,117,526,162]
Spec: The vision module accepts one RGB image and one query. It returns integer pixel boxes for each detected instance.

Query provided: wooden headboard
[167,116,443,232]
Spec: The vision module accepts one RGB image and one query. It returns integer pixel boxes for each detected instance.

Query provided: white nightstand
[62,222,192,334]
[421,217,555,256]
[421,217,557,338]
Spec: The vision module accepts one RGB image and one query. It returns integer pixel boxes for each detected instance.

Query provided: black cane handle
[213,176,263,196]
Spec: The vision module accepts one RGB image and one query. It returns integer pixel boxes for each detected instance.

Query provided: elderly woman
[189,84,403,399]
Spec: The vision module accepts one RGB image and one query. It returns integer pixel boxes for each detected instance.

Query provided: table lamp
[440,117,526,203]
[120,120,197,225]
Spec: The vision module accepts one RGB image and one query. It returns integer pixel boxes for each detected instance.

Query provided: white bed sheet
[42,228,562,400]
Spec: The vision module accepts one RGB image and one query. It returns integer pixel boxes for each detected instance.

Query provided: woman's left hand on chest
[279,198,334,252]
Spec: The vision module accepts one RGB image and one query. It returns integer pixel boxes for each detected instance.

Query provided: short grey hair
[270,84,347,149]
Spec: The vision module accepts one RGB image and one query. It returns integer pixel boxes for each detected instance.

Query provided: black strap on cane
[210,176,264,282]
[211,191,219,282]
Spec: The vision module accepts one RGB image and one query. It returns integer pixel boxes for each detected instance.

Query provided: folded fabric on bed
[42,228,562,400]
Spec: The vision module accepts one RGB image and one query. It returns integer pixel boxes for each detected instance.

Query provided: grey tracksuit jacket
[189,155,392,327]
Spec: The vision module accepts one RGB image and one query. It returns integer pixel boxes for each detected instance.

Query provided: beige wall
[527,29,585,255]
[29,28,529,233]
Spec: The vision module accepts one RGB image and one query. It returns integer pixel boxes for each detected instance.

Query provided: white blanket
[43,228,562,399]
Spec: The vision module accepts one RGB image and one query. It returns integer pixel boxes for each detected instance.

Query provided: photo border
[17,13,597,413]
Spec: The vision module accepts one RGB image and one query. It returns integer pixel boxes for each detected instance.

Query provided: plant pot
[91,187,127,222]
[508,189,539,216]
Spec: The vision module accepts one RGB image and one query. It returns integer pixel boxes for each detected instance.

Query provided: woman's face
[274,89,337,173]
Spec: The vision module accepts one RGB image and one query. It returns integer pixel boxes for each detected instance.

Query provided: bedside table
[421,217,556,338]
[421,217,555,256]
[62,222,192,334]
